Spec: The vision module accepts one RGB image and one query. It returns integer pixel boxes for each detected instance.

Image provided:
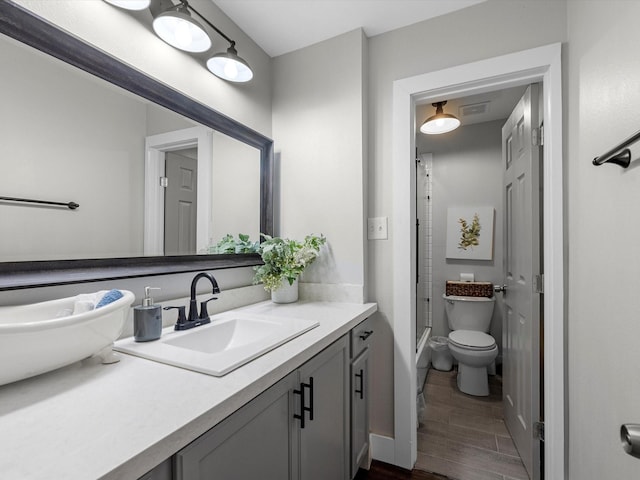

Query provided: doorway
[164,148,198,255]
[144,126,213,256]
[389,43,564,479]
[414,84,540,479]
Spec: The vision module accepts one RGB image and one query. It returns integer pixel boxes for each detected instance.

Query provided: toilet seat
[448,330,496,351]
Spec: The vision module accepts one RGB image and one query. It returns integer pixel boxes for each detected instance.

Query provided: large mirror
[0,2,273,289]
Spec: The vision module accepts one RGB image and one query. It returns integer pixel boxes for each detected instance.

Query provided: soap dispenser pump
[133,286,162,342]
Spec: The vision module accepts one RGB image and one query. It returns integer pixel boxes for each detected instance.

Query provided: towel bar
[593,128,640,168]
[0,195,79,210]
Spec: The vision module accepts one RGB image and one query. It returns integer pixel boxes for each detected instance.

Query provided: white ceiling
[209,0,520,127]
[212,0,486,57]
[416,85,528,128]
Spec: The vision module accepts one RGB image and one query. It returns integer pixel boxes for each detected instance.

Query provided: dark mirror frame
[0,1,273,291]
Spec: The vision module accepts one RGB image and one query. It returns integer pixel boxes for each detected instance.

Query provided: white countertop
[0,300,376,480]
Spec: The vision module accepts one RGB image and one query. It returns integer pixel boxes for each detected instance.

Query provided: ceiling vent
[459,101,490,117]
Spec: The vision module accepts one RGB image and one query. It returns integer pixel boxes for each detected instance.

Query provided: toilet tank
[443,294,495,332]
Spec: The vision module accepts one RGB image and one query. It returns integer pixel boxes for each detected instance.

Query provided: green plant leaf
[253,234,327,291]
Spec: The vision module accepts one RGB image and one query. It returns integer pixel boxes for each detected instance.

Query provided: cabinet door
[175,372,297,480]
[351,347,370,478]
[296,335,350,480]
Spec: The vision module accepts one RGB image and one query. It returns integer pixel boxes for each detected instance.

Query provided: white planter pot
[271,278,299,304]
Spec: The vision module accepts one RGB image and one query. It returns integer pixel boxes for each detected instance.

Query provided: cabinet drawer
[350,317,374,358]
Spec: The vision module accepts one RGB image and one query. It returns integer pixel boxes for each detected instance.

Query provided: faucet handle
[199,297,218,320]
[163,306,187,328]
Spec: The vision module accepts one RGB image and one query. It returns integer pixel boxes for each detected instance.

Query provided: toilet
[443,293,497,396]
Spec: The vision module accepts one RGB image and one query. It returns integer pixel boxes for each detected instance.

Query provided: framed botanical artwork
[445,207,494,260]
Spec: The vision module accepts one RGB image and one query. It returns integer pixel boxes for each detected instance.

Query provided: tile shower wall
[416,120,505,349]
[417,153,434,343]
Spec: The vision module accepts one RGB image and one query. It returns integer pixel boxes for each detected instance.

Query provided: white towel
[72,291,108,315]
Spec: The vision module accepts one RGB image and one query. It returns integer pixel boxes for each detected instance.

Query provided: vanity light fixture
[152,1,211,53]
[103,0,151,10]
[206,44,253,83]
[103,0,254,83]
[420,101,461,135]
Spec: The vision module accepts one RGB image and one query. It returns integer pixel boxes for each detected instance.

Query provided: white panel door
[164,150,197,255]
[502,84,541,480]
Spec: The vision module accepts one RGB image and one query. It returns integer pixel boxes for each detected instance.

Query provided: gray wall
[418,119,505,352]
[566,1,640,477]
[271,29,368,301]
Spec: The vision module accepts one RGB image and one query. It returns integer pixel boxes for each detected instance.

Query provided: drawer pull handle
[355,369,364,399]
[293,377,314,428]
[359,330,373,341]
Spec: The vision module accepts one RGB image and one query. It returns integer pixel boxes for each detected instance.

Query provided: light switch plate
[368,216,388,240]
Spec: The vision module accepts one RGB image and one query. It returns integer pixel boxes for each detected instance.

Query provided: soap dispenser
[133,287,162,342]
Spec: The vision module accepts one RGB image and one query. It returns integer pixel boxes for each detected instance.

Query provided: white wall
[367,0,566,438]
[567,1,640,477]
[417,120,505,350]
[272,29,367,301]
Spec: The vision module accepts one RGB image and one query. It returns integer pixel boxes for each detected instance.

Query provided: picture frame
[445,206,494,260]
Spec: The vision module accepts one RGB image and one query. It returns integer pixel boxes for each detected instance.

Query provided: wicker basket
[445,281,494,298]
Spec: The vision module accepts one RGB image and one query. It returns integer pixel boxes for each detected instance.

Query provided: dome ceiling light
[420,101,461,135]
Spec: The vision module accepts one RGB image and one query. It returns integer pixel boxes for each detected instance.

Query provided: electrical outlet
[368,216,388,240]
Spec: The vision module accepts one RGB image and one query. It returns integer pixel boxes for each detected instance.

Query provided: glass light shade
[153,8,212,53]
[207,47,253,83]
[103,0,151,10]
[420,114,461,134]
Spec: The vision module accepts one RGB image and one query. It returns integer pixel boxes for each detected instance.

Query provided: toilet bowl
[443,294,497,397]
[448,330,498,396]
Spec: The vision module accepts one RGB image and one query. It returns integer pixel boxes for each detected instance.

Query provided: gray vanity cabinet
[175,371,298,480]
[297,335,350,480]
[173,334,350,480]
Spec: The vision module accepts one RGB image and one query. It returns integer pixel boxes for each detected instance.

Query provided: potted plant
[253,234,326,303]
[201,233,260,254]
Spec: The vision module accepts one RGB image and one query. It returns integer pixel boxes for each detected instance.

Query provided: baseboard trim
[370,433,395,465]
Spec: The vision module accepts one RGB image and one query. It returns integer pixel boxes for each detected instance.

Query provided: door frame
[144,126,213,255]
[390,43,564,477]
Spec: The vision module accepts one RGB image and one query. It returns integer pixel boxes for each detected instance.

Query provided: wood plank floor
[415,369,529,480]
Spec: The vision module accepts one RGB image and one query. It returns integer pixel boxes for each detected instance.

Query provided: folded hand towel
[96,289,123,308]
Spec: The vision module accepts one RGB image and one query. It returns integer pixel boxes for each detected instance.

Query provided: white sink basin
[0,290,135,386]
[114,312,319,376]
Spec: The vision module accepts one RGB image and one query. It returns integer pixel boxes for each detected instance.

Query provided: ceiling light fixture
[103,0,151,10]
[420,101,461,135]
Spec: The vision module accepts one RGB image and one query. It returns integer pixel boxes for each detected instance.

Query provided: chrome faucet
[174,272,220,331]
